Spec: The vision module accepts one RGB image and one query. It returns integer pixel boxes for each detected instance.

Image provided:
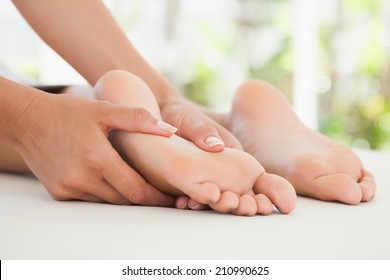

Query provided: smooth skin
[217,80,376,204]
[11,0,239,150]
[3,0,375,208]
[94,70,296,215]
[0,76,176,205]
[3,0,241,206]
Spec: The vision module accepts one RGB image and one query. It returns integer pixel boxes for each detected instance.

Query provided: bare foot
[223,80,376,205]
[94,70,296,215]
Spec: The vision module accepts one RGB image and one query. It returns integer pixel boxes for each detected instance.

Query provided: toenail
[205,136,224,147]
[190,204,203,210]
[208,199,216,205]
[188,200,199,208]
[176,201,185,209]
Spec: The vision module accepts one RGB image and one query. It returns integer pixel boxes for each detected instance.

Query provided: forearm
[10,0,234,153]
[12,0,180,103]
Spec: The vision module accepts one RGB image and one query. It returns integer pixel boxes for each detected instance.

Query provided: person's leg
[94,70,296,215]
[215,80,376,204]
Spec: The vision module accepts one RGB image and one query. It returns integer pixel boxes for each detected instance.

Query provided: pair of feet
[95,70,376,216]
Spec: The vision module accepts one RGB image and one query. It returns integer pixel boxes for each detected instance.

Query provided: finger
[102,150,175,207]
[84,178,132,205]
[72,193,106,204]
[48,186,105,204]
[50,174,131,205]
[183,100,243,150]
[178,114,225,152]
[102,104,177,137]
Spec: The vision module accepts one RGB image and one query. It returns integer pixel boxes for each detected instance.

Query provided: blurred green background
[112,0,390,150]
[318,0,390,150]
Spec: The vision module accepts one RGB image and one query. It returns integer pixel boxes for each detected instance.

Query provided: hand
[12,91,176,206]
[160,95,242,152]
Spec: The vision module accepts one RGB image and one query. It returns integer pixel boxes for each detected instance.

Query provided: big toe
[309,174,363,205]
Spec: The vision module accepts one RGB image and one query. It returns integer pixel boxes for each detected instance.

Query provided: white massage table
[1,149,389,259]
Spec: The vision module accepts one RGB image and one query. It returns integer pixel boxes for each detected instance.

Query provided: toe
[210,191,239,213]
[185,182,221,205]
[175,196,190,209]
[188,199,209,210]
[310,174,363,205]
[359,169,377,202]
[254,194,274,215]
[231,194,257,216]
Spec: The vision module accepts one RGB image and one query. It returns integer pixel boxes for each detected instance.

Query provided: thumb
[103,105,177,137]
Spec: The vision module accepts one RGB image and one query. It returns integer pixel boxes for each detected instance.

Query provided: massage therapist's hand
[160,95,243,152]
[11,0,240,153]
[9,88,176,206]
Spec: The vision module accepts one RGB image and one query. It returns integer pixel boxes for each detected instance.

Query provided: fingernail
[205,136,224,147]
[157,120,177,133]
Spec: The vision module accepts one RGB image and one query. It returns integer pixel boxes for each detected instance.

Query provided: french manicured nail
[157,120,177,133]
[205,136,224,147]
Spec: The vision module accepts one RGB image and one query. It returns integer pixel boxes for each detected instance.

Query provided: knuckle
[176,114,197,137]
[83,149,107,171]
[132,107,151,122]
[203,124,219,135]
[49,185,72,201]
[61,170,85,193]
[183,114,216,134]
[126,187,147,204]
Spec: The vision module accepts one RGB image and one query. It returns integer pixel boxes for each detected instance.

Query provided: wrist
[0,82,44,149]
